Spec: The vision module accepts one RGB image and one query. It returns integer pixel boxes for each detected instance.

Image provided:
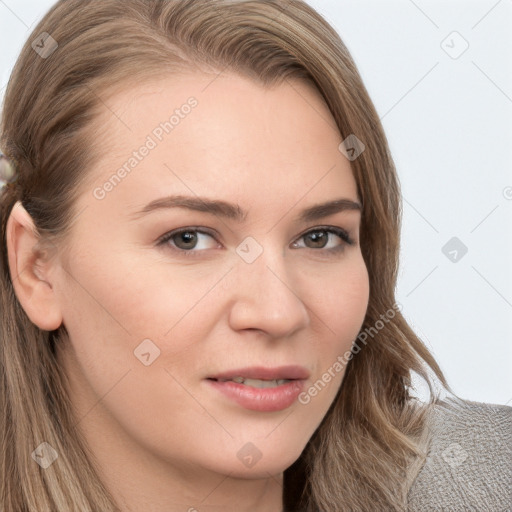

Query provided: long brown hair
[0,1,448,510]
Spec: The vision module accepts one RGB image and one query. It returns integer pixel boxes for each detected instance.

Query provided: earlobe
[6,201,63,331]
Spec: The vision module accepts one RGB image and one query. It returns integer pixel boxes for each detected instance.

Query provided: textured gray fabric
[407,397,512,511]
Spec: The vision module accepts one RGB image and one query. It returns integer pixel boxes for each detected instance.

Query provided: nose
[226,245,310,338]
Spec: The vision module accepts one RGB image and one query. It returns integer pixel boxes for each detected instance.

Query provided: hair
[0,1,450,510]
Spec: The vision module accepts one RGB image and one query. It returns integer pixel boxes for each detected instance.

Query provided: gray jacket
[406,397,512,511]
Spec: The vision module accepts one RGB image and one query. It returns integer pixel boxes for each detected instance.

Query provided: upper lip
[208,365,310,381]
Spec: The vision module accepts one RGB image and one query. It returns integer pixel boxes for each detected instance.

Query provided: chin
[219,435,308,478]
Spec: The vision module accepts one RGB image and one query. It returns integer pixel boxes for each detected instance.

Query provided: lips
[205,365,310,412]
[207,365,310,382]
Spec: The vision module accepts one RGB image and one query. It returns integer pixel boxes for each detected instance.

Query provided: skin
[7,72,369,512]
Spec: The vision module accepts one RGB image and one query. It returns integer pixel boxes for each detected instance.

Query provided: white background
[1,0,511,406]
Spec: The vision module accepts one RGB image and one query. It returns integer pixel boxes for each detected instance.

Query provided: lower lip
[206,379,305,412]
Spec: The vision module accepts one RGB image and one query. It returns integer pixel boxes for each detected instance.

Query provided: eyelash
[156,226,355,258]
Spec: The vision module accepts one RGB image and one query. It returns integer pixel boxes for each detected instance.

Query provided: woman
[0,1,510,511]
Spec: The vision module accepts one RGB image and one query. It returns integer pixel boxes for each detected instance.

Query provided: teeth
[225,377,290,388]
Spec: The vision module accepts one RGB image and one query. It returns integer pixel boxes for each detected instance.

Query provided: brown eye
[293,227,353,254]
[173,231,199,250]
[157,228,219,256]
[304,230,329,249]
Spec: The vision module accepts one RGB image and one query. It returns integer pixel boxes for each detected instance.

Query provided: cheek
[56,249,234,409]
[306,259,369,392]
[292,266,369,443]
[55,254,223,454]
[319,259,370,343]
[60,247,212,338]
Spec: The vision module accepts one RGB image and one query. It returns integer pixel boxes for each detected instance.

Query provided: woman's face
[52,72,369,479]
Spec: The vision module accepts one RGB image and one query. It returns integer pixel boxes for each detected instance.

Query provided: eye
[156,226,355,257]
[292,226,354,253]
[157,228,219,254]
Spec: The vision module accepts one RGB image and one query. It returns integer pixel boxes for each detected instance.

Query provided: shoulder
[407,396,512,511]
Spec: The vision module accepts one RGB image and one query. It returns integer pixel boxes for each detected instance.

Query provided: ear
[6,201,63,331]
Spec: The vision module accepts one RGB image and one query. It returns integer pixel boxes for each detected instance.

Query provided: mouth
[205,365,309,412]
[207,365,310,386]
[207,376,293,388]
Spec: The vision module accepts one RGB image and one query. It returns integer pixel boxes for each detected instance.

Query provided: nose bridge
[227,236,310,336]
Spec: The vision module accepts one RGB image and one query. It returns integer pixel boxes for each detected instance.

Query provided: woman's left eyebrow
[129,195,362,223]
[297,198,362,222]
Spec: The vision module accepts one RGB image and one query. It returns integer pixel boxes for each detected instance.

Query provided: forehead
[80,71,359,214]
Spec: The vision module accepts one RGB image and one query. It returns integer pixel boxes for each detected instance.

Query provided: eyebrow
[130,195,362,223]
